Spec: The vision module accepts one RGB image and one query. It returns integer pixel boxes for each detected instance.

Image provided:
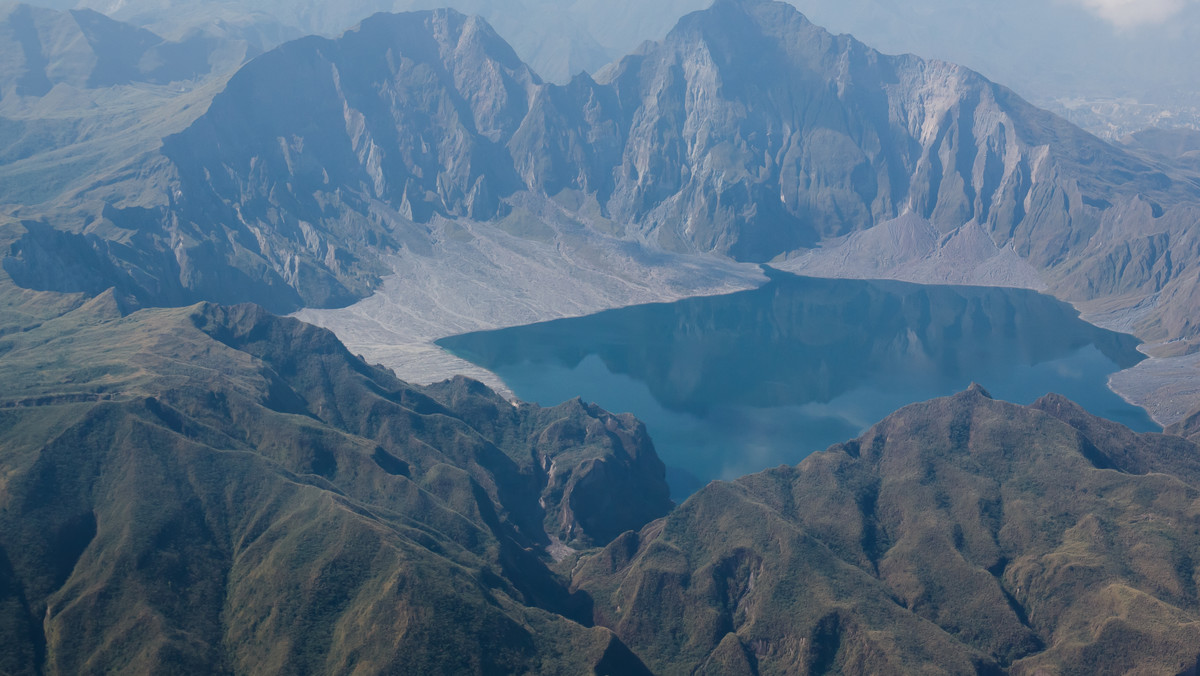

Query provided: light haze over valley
[4,0,1200,672]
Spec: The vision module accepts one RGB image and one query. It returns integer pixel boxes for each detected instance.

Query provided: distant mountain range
[22,0,1200,131]
[7,0,1200,349]
[0,1,282,95]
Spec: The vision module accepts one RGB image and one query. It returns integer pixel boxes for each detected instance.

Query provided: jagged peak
[639,0,864,84]
[677,0,819,36]
[1031,391,1081,413]
[345,8,531,76]
[348,7,470,34]
[705,0,804,13]
[74,288,140,321]
[964,382,994,399]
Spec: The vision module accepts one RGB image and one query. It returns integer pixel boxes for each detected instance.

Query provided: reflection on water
[438,270,1157,497]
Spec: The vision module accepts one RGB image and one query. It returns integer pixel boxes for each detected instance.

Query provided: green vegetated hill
[0,270,668,674]
[574,385,1200,674]
[4,236,1200,672]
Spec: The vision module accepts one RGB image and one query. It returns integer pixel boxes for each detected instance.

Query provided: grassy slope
[0,257,667,673]
[575,385,1200,675]
[7,216,1200,673]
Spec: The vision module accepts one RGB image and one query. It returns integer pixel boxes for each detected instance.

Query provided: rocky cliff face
[82,9,548,310]
[176,0,1181,265]
[595,0,1188,262]
[9,0,1197,346]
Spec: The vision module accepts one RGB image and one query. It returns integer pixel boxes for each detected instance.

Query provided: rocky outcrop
[421,376,673,548]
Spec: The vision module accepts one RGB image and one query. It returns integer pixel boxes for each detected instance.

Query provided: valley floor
[1109,351,1200,427]
[296,216,1197,429]
[293,219,766,397]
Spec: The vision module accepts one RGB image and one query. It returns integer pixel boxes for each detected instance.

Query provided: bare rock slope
[8,0,1200,343]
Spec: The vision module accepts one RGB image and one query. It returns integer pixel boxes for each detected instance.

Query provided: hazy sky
[1069,0,1195,27]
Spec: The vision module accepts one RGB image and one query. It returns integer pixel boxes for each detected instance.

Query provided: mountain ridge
[0,1,272,96]
[0,281,670,673]
[8,1,1200,351]
[572,386,1200,674]
[4,265,1199,672]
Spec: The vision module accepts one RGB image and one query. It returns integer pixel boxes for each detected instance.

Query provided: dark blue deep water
[438,271,1158,498]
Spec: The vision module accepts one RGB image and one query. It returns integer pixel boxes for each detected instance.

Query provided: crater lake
[438,271,1159,498]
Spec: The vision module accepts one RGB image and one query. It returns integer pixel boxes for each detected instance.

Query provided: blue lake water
[438,271,1158,498]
